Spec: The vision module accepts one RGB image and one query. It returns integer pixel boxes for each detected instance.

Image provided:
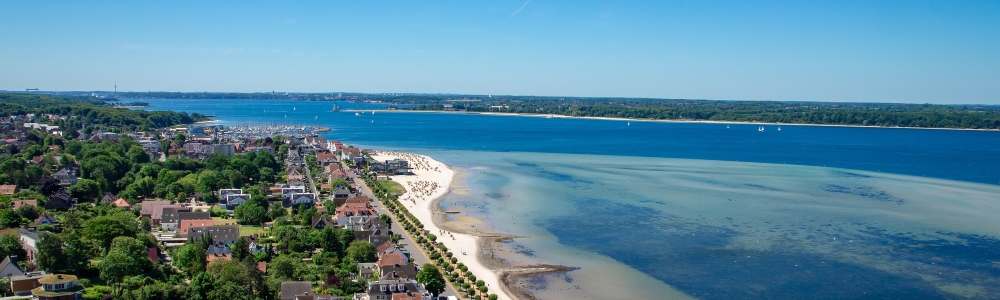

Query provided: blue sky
[1,1,998,104]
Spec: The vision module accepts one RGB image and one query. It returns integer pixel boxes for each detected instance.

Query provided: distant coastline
[367,109,1000,132]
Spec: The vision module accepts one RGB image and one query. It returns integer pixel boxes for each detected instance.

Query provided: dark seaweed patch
[822,185,906,204]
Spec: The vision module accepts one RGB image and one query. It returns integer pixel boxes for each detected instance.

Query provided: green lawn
[212,217,237,225]
[239,225,265,237]
[377,180,406,195]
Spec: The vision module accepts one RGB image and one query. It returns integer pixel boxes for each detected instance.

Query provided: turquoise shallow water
[136,99,1000,299]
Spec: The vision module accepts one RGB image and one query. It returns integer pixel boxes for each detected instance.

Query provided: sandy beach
[369,151,514,300]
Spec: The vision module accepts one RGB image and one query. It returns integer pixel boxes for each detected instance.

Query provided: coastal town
[0,101,502,300]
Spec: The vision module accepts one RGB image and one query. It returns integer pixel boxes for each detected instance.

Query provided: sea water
[137,99,1000,299]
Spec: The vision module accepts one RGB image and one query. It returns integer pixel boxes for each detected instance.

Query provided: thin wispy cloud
[509,0,531,18]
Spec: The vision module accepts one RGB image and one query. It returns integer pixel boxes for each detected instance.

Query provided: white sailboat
[293,107,296,111]
[315,115,318,120]
[778,126,782,131]
[371,120,374,123]
[727,124,730,129]
[355,112,360,116]
[759,126,764,132]
[628,122,631,126]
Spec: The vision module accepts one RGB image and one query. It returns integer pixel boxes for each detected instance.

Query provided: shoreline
[371,151,572,300]
[367,109,1000,132]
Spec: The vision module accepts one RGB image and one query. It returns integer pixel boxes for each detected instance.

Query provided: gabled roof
[311,216,337,229]
[34,213,59,225]
[139,200,173,216]
[11,200,36,210]
[188,225,240,244]
[0,256,24,277]
[280,281,312,300]
[113,198,131,208]
[179,220,215,237]
[379,263,419,281]
[0,185,17,195]
[377,248,408,267]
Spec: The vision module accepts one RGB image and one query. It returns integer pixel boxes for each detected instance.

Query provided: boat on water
[355,112,360,116]
[759,126,764,132]
[315,115,318,120]
[628,122,631,126]
[778,126,782,131]
[293,107,296,111]
[727,124,730,129]
[330,103,341,112]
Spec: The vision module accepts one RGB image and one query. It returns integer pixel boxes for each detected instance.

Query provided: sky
[1,1,998,104]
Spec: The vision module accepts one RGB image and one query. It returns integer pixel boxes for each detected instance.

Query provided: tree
[36,232,68,273]
[98,236,153,282]
[416,264,446,296]
[267,202,287,220]
[84,211,139,252]
[0,209,21,228]
[62,229,94,275]
[231,237,250,261]
[70,178,102,202]
[174,243,207,276]
[269,255,302,280]
[36,175,62,196]
[345,241,377,263]
[234,202,266,225]
[15,205,39,221]
[0,233,26,260]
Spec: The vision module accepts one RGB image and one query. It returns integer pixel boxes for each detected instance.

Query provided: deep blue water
[137,98,1000,185]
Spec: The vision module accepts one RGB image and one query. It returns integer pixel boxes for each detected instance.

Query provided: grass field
[239,225,265,237]
[377,180,406,195]
[212,217,237,225]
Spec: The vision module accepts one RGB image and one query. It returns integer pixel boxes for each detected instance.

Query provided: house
[139,200,173,218]
[31,274,84,300]
[206,243,233,263]
[112,198,132,210]
[44,190,73,211]
[138,139,162,153]
[284,192,316,208]
[378,263,419,281]
[9,271,46,296]
[316,151,336,164]
[188,225,240,245]
[333,187,351,201]
[336,195,369,211]
[0,255,25,278]
[178,220,215,237]
[29,155,44,165]
[18,227,42,263]
[357,263,378,280]
[34,214,59,227]
[386,159,410,175]
[99,192,117,203]
[160,207,194,231]
[375,248,409,268]
[281,187,306,201]
[311,216,338,230]
[11,200,36,210]
[336,201,376,218]
[53,167,77,186]
[0,184,17,195]
[360,279,432,300]
[208,144,235,157]
[280,281,313,300]
[222,193,251,211]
